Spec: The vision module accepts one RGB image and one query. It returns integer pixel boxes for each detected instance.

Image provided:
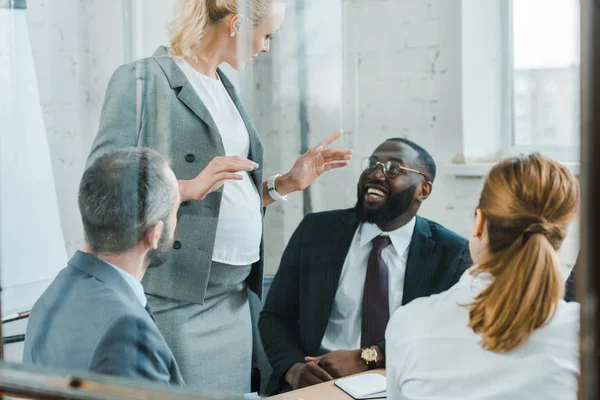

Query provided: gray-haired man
[23,147,184,385]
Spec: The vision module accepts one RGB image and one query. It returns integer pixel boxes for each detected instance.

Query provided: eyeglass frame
[361,157,432,184]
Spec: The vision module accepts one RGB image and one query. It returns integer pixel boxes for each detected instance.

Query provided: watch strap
[267,174,288,202]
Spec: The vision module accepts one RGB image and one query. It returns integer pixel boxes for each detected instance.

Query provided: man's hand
[284,362,334,390]
[305,350,367,379]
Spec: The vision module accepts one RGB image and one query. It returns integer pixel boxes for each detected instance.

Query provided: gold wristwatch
[361,347,378,370]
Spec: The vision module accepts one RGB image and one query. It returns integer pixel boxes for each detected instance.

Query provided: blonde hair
[169,0,278,61]
[468,153,579,353]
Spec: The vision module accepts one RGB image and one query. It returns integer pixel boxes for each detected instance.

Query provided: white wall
[25,0,579,277]
[26,0,176,255]
[26,0,90,254]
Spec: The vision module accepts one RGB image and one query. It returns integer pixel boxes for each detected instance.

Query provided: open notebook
[335,373,387,399]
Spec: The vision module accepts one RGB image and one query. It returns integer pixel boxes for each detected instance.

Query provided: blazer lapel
[177,84,221,134]
[402,216,435,304]
[311,210,360,352]
[152,46,222,139]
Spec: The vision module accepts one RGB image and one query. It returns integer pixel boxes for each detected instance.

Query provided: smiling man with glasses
[259,138,472,394]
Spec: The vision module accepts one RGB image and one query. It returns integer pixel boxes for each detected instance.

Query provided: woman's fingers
[212,172,244,183]
[323,161,350,172]
[211,157,258,173]
[322,148,353,162]
[316,130,344,149]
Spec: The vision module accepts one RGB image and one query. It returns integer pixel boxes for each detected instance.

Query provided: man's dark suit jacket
[258,209,471,394]
[565,255,579,302]
[23,251,184,385]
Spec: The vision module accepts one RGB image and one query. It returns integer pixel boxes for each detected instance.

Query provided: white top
[386,266,580,400]
[320,218,416,352]
[105,261,147,308]
[176,60,262,265]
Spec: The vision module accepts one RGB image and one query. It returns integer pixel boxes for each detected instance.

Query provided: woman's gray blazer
[87,46,265,304]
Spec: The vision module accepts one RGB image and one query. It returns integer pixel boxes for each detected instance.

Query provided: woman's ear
[228,14,241,35]
[473,208,486,238]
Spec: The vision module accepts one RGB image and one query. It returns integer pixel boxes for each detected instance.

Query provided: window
[508,0,580,160]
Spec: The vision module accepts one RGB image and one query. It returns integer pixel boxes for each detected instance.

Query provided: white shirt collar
[104,261,147,308]
[359,217,417,254]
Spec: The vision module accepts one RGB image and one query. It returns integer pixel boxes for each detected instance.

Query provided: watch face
[361,347,378,362]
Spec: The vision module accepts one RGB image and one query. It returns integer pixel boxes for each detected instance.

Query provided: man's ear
[417,182,432,201]
[144,221,164,250]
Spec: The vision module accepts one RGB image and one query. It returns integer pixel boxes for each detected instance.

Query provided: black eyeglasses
[361,157,431,183]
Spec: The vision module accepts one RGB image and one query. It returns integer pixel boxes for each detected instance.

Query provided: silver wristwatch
[267,174,288,202]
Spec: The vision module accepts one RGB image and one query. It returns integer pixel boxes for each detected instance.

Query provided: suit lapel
[311,210,360,352]
[402,216,435,304]
[176,83,221,134]
[144,305,156,322]
[152,46,223,143]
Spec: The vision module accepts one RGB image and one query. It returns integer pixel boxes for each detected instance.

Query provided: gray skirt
[147,261,253,393]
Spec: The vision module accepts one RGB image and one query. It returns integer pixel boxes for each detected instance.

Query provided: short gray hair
[79,147,177,254]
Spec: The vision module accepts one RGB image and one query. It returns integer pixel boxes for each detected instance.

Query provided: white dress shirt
[176,60,262,265]
[320,218,416,352]
[386,266,580,400]
[105,261,147,308]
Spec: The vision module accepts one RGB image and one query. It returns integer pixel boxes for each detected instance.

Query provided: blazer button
[180,201,190,207]
[173,240,182,250]
[185,154,195,163]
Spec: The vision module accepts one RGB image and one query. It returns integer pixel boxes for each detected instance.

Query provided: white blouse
[385,266,580,400]
[176,60,262,265]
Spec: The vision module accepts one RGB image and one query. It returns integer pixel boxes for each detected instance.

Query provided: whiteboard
[0,8,68,316]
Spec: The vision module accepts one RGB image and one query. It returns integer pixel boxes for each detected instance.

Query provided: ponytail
[468,218,566,352]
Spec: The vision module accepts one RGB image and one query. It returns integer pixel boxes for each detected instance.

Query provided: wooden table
[269,369,386,399]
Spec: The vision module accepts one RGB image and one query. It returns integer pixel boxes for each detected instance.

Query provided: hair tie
[522,222,549,244]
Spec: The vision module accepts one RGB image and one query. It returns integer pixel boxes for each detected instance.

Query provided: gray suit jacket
[23,251,184,385]
[87,46,265,304]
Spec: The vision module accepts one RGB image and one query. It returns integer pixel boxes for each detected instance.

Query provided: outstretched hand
[282,130,353,192]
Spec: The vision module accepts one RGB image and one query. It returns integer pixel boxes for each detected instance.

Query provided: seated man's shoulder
[422,217,468,247]
[30,267,136,331]
[24,268,139,366]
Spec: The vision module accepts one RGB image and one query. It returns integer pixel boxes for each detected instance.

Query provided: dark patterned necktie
[361,235,392,348]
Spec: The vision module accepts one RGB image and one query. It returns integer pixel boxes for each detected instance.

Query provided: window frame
[502,0,580,163]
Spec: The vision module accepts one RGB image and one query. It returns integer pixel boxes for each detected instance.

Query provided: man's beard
[355,184,417,224]
[147,221,174,269]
